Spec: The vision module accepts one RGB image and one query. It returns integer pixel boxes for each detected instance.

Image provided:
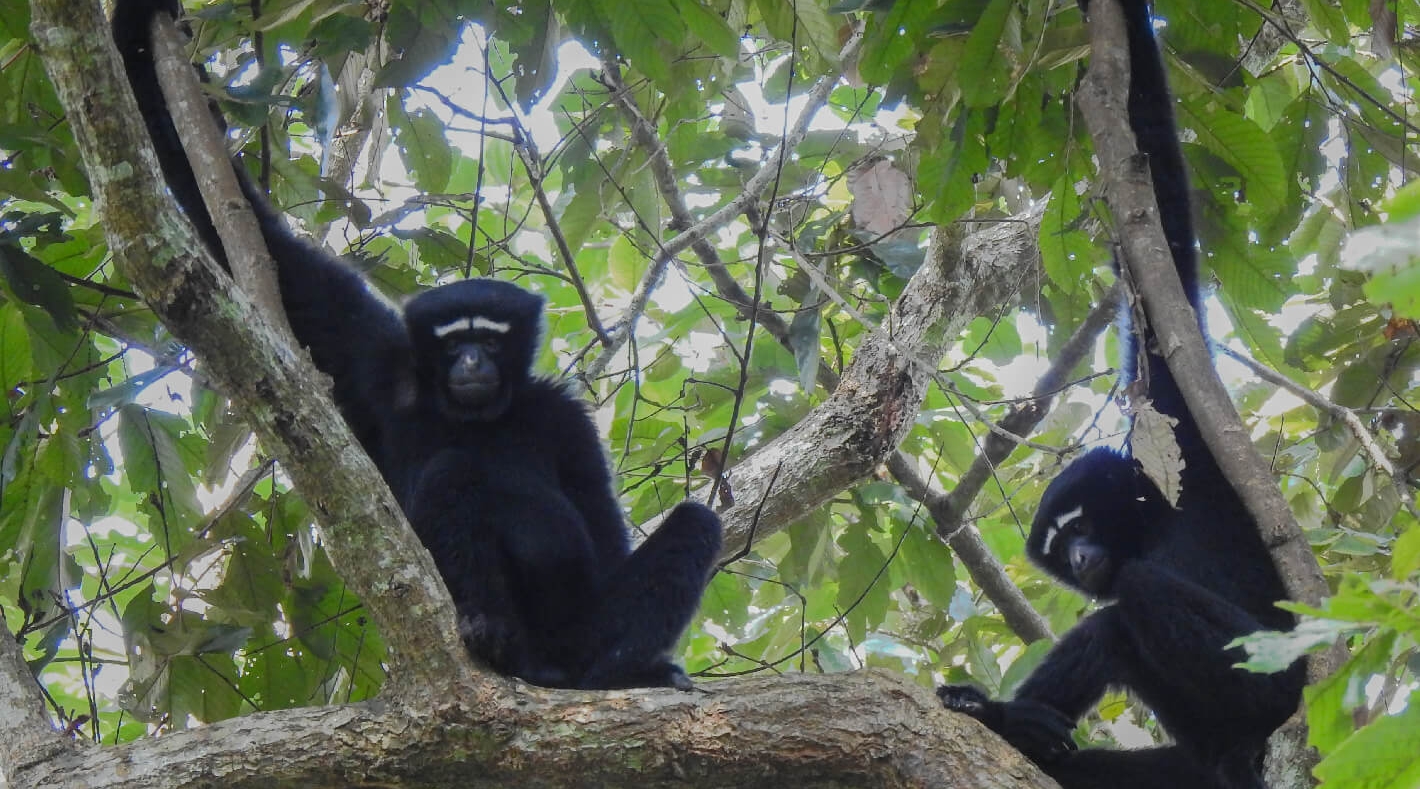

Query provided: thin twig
[1218,344,1417,514]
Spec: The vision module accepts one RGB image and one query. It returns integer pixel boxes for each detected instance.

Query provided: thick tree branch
[622,73,1055,625]
[14,2,1066,788]
[599,25,1044,593]
[4,666,1059,789]
[0,635,74,783]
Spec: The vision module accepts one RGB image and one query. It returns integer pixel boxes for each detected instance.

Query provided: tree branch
[1218,344,1416,515]
[0,634,74,783]
[6,667,1062,789]
[616,72,1057,631]
[888,284,1122,644]
[15,2,1069,788]
[146,9,289,334]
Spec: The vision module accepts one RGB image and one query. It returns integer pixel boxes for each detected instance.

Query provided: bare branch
[888,285,1121,644]
[888,454,1054,644]
[147,10,289,335]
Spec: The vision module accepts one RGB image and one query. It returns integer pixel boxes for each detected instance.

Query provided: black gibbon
[112,0,722,690]
[937,2,1304,787]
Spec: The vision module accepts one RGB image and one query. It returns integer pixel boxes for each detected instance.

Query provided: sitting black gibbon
[937,1,1304,787]
[113,0,722,691]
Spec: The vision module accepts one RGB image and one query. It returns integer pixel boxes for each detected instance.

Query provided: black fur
[937,2,1304,787]
[113,0,722,690]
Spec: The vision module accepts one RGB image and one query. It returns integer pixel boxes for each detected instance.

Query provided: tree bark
[3,630,1056,789]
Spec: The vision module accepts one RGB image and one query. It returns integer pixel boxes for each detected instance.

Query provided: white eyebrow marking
[433,318,470,337]
[471,316,510,333]
[1042,506,1084,556]
[433,316,511,338]
[1041,525,1059,556]
[1055,505,1084,529]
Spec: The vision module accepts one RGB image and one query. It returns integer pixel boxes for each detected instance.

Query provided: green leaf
[961,618,1004,688]
[757,0,839,69]
[836,524,893,642]
[0,302,32,394]
[782,511,834,586]
[116,405,204,536]
[858,0,939,84]
[0,244,78,332]
[168,654,245,723]
[0,168,74,215]
[388,100,453,193]
[680,0,740,60]
[958,0,1014,108]
[396,227,463,274]
[376,1,460,87]
[1314,689,1420,789]
[898,526,956,611]
[999,639,1054,696]
[1210,230,1292,312]
[1184,102,1287,221]
[600,0,684,87]
[1304,630,1396,754]
[1381,179,1420,222]
[788,296,821,392]
[1392,521,1420,579]
[961,314,1023,366]
[87,364,182,411]
[1038,173,1098,295]
[1343,216,1420,320]
[508,0,559,111]
[920,109,988,222]
[1296,0,1350,46]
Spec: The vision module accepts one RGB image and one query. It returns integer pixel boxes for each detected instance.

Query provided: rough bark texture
[146,10,289,332]
[3,631,1056,789]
